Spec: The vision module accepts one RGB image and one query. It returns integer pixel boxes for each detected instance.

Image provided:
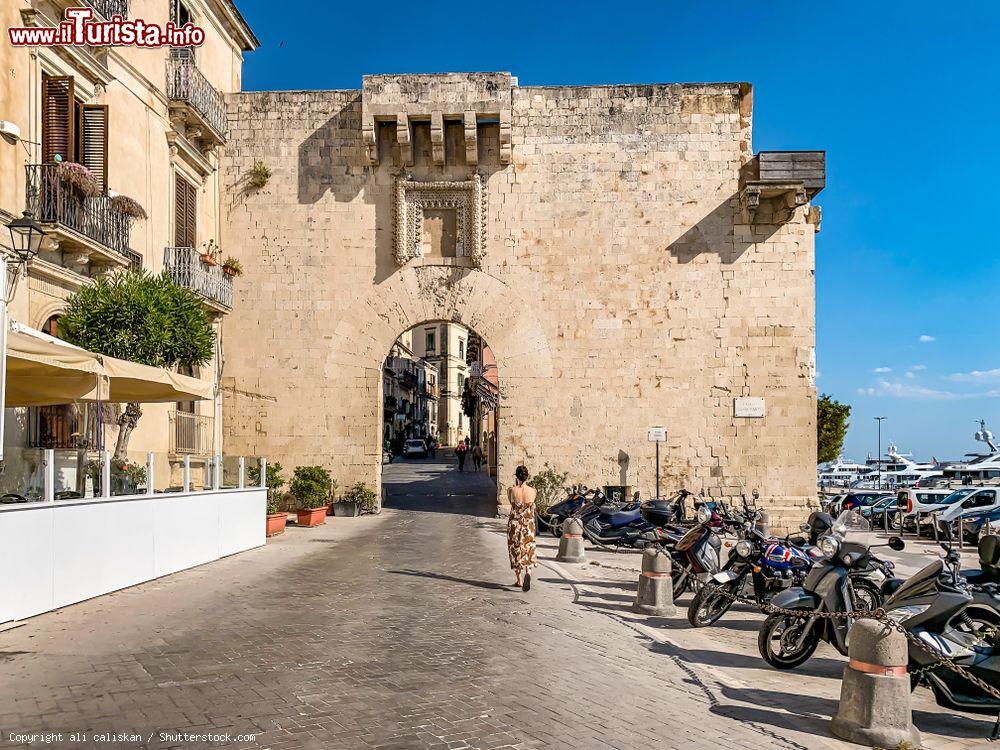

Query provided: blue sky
[237,1,1000,461]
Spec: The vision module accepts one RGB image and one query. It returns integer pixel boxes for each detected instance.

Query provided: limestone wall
[221,76,819,528]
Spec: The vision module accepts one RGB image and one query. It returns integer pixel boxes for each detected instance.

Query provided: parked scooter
[686,506,831,627]
[581,491,663,549]
[757,510,904,669]
[885,528,1000,724]
[671,501,742,600]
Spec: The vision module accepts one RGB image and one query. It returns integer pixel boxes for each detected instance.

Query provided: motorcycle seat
[979,535,1000,580]
[604,509,642,527]
[787,535,807,547]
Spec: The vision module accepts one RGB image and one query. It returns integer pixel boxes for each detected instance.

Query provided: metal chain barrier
[678,563,1000,706]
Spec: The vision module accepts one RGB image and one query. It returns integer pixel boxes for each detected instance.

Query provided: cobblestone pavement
[0,456,992,749]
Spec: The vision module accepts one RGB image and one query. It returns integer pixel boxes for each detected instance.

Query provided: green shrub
[527,463,569,515]
[341,482,378,513]
[290,465,332,510]
[248,461,285,514]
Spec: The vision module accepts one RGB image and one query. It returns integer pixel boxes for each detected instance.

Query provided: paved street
[0,455,993,749]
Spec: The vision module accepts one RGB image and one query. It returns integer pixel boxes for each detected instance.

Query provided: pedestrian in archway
[455,439,468,472]
[508,465,537,590]
[472,443,484,472]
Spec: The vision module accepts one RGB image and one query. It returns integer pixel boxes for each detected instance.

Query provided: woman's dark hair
[515,465,530,483]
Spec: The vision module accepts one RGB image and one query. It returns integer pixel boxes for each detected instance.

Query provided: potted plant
[335,482,378,517]
[249,461,286,537]
[109,457,146,495]
[108,194,149,221]
[221,257,243,277]
[200,240,219,266]
[290,465,331,527]
[57,161,101,197]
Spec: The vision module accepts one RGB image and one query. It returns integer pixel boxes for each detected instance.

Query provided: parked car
[857,494,900,528]
[403,438,428,458]
[829,490,893,516]
[933,487,1000,540]
[896,487,972,533]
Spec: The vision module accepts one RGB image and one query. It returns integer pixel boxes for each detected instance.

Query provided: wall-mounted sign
[734,397,766,418]
[470,362,483,378]
[647,426,667,442]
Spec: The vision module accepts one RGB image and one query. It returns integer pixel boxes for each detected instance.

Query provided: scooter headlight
[735,540,753,558]
[819,536,840,558]
[887,604,930,624]
[697,507,712,524]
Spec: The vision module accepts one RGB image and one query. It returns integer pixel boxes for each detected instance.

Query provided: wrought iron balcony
[163,246,233,310]
[25,163,134,264]
[83,0,129,18]
[166,58,227,144]
[28,404,104,451]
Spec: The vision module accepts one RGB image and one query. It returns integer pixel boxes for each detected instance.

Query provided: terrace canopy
[4,323,213,407]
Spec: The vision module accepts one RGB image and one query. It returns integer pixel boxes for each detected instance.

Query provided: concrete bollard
[632,547,676,616]
[830,618,921,748]
[556,518,586,563]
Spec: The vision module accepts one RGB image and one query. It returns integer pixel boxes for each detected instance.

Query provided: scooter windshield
[832,508,870,537]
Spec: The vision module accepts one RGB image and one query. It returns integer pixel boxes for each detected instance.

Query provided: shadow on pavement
[389,568,511,591]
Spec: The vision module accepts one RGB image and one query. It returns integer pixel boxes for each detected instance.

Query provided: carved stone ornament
[392,174,487,268]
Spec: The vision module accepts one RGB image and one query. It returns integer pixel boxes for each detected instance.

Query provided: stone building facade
[220,73,823,527]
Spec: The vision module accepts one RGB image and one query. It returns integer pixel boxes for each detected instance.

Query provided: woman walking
[507,465,537,591]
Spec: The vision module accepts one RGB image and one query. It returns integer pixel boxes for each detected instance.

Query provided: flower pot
[266,512,287,537]
[295,507,326,527]
[222,266,237,277]
[331,501,359,517]
[200,254,218,266]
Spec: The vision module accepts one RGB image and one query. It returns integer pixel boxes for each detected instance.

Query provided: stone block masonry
[220,74,821,529]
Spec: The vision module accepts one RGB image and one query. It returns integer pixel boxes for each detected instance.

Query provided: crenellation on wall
[221,74,819,529]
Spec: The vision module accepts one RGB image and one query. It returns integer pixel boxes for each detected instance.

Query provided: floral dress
[507,487,537,572]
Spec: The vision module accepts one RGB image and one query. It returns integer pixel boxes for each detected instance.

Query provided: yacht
[818,456,875,487]
[941,421,1000,482]
[868,444,943,487]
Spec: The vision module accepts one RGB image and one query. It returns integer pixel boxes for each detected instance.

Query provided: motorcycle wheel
[545,515,563,538]
[849,578,882,612]
[758,610,820,669]
[687,581,736,628]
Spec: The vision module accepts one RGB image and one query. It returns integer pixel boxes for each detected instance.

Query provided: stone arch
[327,264,553,503]
[31,300,67,333]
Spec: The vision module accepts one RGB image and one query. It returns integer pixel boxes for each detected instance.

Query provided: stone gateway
[220,73,824,528]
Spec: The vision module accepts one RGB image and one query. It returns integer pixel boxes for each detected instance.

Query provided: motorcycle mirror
[887,536,905,551]
[752,489,760,500]
[940,522,953,542]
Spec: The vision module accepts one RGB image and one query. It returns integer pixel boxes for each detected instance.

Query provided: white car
[402,439,428,458]
[895,488,966,532]
[936,487,1000,539]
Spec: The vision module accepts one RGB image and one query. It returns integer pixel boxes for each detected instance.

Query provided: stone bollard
[632,547,676,616]
[830,618,921,748]
[556,518,586,563]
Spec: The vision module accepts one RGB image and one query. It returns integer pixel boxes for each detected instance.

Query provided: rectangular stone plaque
[734,397,765,418]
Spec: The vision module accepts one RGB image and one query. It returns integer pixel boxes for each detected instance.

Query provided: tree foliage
[817,394,851,464]
[59,270,215,368]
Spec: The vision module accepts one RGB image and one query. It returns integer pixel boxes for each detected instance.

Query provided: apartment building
[0,1,257,476]
[410,322,471,447]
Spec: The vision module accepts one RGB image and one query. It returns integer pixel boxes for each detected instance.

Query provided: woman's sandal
[521,573,531,592]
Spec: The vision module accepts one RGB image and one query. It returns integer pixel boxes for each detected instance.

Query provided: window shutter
[174,175,197,247]
[42,75,75,164]
[79,105,108,192]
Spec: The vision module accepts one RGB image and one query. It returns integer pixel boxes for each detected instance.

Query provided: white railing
[163,246,233,308]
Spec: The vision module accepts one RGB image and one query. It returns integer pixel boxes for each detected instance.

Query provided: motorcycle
[670,501,742,600]
[686,507,832,627]
[581,491,664,549]
[757,510,903,669]
[885,527,1000,723]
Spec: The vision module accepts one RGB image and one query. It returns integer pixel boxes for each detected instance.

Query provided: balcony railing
[165,58,227,140]
[25,164,132,257]
[163,247,233,309]
[83,0,129,18]
[170,411,213,455]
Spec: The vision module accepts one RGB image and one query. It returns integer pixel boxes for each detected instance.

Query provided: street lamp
[874,416,886,490]
[5,211,46,303]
